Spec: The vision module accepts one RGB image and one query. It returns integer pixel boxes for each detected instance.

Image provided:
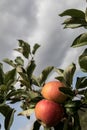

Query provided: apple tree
[0,1,87,130]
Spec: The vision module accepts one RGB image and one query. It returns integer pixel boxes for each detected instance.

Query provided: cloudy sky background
[0,0,87,130]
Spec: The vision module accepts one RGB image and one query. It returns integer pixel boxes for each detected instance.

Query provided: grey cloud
[0,0,38,19]
[34,29,73,74]
[0,0,39,60]
[33,0,85,75]
[0,0,84,72]
[35,27,84,75]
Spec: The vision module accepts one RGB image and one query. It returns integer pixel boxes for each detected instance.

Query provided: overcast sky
[0,0,86,130]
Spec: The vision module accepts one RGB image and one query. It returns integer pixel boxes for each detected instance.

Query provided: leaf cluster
[0,40,54,130]
[59,8,87,29]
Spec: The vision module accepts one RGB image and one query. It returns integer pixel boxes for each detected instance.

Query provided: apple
[35,99,64,127]
[41,80,67,103]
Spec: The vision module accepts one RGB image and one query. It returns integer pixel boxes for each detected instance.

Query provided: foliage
[0,2,87,130]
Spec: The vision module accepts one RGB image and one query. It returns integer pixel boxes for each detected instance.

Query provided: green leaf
[59,87,74,97]
[73,112,81,130]
[32,75,41,87]
[28,90,40,100]
[30,96,42,106]
[17,67,31,88]
[55,63,76,87]
[3,58,16,67]
[64,23,83,29]
[0,104,15,130]
[59,9,85,18]
[9,98,21,104]
[55,76,64,83]
[26,60,36,79]
[84,91,87,103]
[38,66,54,86]
[18,71,31,88]
[32,120,41,130]
[14,48,23,54]
[4,69,16,87]
[0,63,4,85]
[15,40,31,59]
[79,48,87,72]
[62,16,87,29]
[63,63,76,87]
[85,8,87,22]
[0,94,6,105]
[18,72,29,81]
[19,79,31,88]
[0,104,12,116]
[75,77,87,89]
[6,89,27,100]
[15,56,24,66]
[18,108,34,117]
[65,100,81,108]
[65,101,81,115]
[5,108,15,130]
[16,66,25,73]
[32,43,40,55]
[54,67,64,76]
[59,9,87,29]
[71,33,87,48]
[0,84,7,91]
[63,117,70,130]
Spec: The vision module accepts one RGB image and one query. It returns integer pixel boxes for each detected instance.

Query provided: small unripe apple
[35,99,64,127]
[41,81,67,103]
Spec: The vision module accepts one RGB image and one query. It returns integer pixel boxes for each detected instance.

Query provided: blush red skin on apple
[41,81,67,103]
[35,99,64,127]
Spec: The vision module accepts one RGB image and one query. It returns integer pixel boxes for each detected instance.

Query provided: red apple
[41,81,67,103]
[35,99,64,127]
